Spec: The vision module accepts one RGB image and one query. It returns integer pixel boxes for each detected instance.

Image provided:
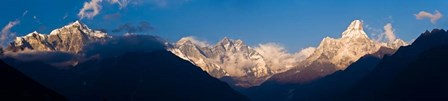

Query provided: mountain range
[6,21,110,53]
[169,20,407,87]
[5,20,407,88]
[240,29,448,101]
[270,20,407,84]
[169,37,289,87]
[2,20,448,101]
[0,21,248,101]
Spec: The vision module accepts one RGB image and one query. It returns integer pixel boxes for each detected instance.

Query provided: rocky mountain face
[270,20,407,83]
[7,21,110,53]
[170,37,273,87]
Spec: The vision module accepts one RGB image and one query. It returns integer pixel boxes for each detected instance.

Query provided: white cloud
[383,23,396,42]
[294,47,316,60]
[77,0,138,19]
[221,53,257,77]
[369,23,398,43]
[1,20,20,46]
[254,43,315,72]
[415,10,443,24]
[78,0,103,20]
[108,0,129,8]
[77,0,190,19]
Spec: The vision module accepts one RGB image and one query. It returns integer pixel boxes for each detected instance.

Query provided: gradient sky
[1,0,448,52]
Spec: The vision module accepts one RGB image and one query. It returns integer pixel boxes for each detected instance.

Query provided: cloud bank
[415,10,442,24]
[221,52,257,77]
[254,43,315,72]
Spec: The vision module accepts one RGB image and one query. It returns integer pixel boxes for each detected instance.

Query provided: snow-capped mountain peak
[269,20,408,84]
[8,21,110,53]
[219,37,231,43]
[342,20,369,39]
[169,36,317,87]
[176,37,194,45]
[170,20,408,86]
[347,20,363,30]
[303,20,383,70]
[170,37,273,87]
[216,37,233,48]
[50,21,108,38]
[58,20,85,31]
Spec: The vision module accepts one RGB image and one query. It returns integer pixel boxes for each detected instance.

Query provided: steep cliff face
[8,21,110,53]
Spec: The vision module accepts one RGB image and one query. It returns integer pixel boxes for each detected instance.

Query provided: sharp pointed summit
[72,20,81,25]
[169,20,409,87]
[342,20,369,39]
[217,37,232,45]
[347,20,363,30]
[64,20,83,28]
[270,19,407,84]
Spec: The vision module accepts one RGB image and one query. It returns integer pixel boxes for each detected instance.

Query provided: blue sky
[1,0,448,52]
